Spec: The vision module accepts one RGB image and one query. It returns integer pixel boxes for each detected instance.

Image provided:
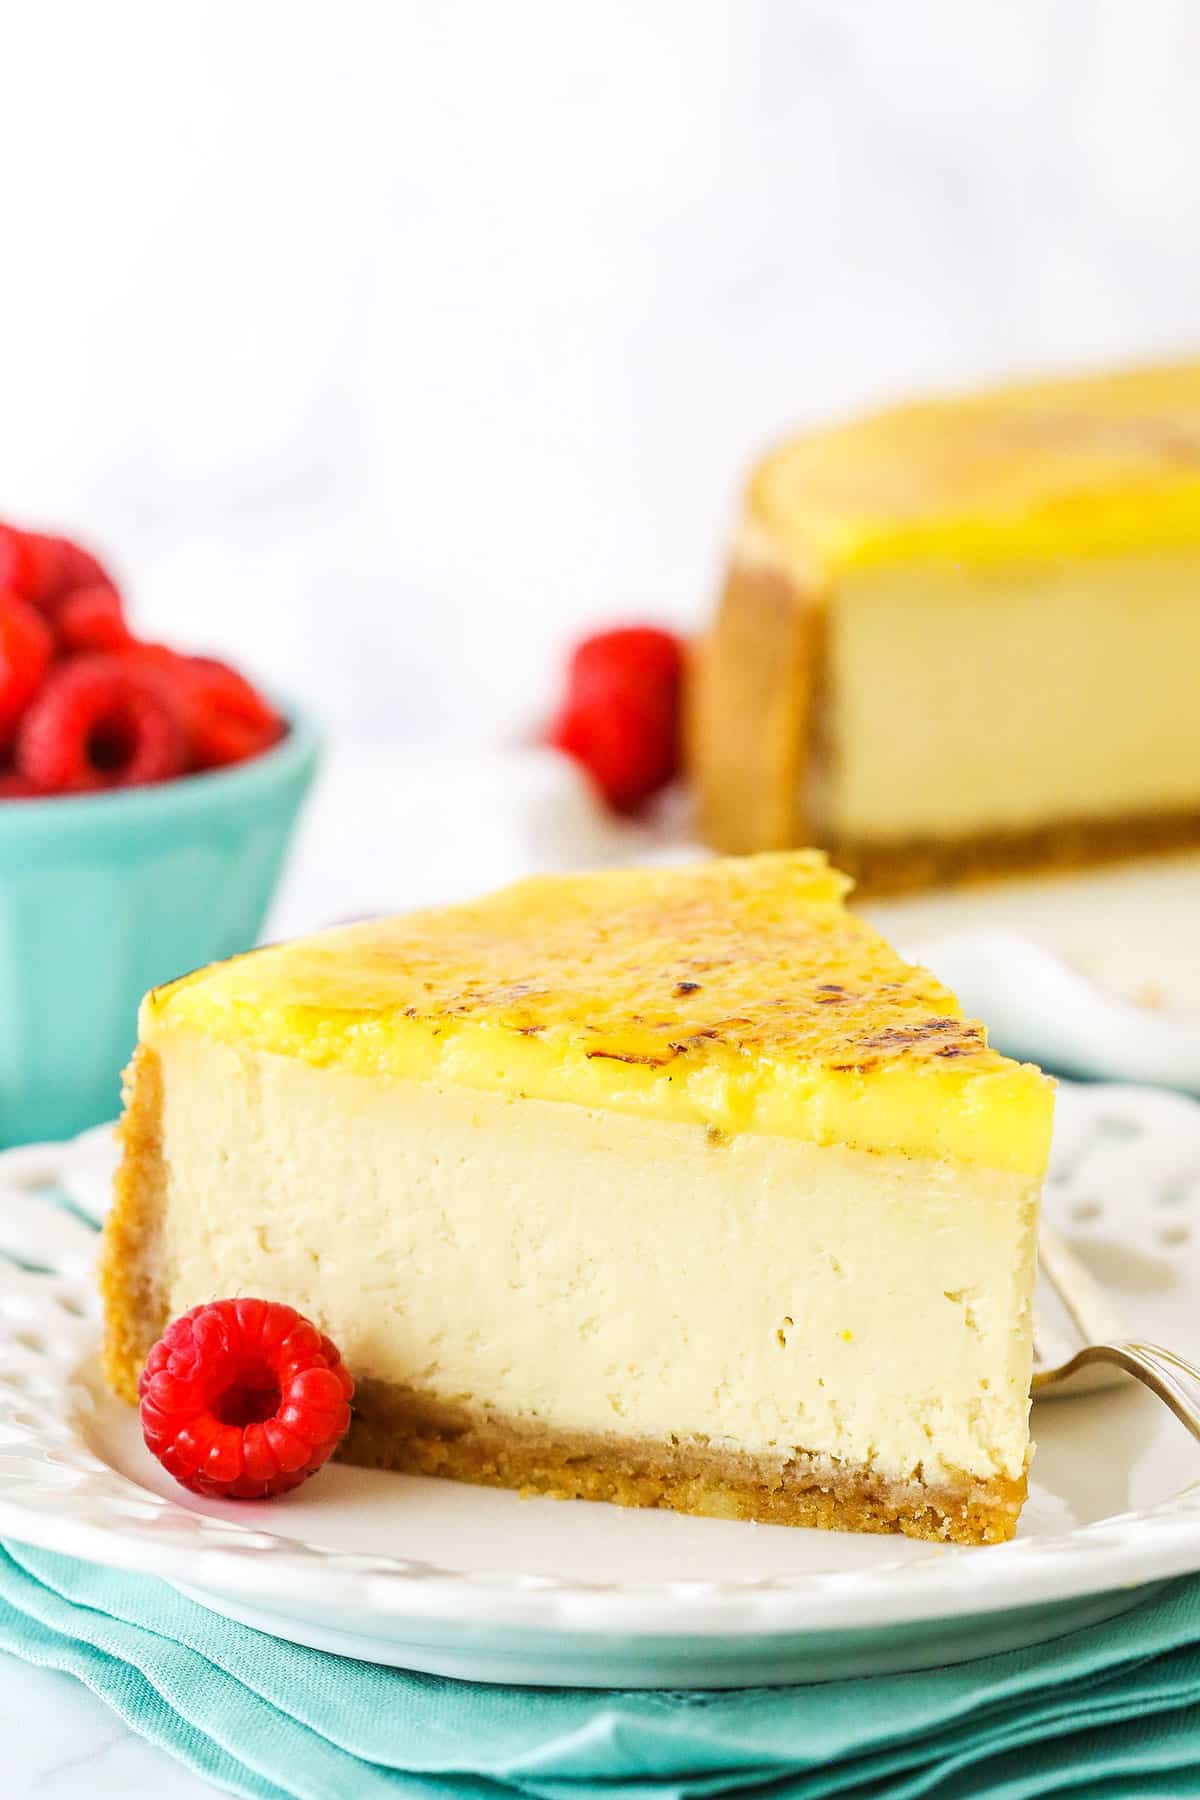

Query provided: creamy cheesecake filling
[134,1035,1038,1491]
[826,547,1200,845]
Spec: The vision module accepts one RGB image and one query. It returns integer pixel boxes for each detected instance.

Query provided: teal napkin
[0,1540,1198,1798]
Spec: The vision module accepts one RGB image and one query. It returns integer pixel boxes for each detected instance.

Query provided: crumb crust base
[342,1379,1025,1546]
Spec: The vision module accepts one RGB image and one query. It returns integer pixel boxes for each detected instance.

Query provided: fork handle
[1056,1340,1200,1443]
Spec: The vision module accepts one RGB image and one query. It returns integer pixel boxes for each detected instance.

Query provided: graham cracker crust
[343,1379,1024,1546]
[689,552,1200,895]
[686,555,825,856]
[99,1045,169,1405]
[831,810,1200,899]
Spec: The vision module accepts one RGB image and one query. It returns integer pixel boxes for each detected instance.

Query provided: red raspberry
[0,527,36,596]
[119,640,189,680]
[0,594,54,750]
[0,528,118,610]
[16,656,187,792]
[184,656,285,768]
[9,532,71,607]
[138,1299,354,1499]
[119,645,283,770]
[56,584,133,655]
[59,537,117,594]
[114,642,194,740]
[550,626,684,813]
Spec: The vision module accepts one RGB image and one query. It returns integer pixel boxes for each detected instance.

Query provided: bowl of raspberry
[0,522,319,1146]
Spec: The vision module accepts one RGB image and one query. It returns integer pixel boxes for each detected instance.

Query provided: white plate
[0,1085,1197,1688]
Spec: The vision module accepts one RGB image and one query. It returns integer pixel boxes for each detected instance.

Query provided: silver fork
[1033,1219,1200,1441]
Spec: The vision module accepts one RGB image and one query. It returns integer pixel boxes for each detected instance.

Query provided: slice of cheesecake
[100,853,1053,1544]
[690,360,1200,892]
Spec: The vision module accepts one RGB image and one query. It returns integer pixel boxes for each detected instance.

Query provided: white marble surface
[5,1661,215,1799]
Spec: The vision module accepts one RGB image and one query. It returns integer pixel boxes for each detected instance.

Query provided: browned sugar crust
[688,553,1200,894]
[343,1380,1024,1545]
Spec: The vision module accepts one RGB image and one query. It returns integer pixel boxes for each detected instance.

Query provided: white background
[1,0,1198,752]
[2,7,1200,1785]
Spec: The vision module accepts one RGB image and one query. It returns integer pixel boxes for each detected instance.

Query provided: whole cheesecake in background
[689,361,1200,892]
[101,853,1053,1544]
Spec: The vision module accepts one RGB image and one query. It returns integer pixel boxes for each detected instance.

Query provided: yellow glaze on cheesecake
[690,361,1200,888]
[138,853,1051,1174]
[101,854,1053,1544]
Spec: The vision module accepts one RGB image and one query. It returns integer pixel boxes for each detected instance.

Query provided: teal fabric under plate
[1,1541,1199,1798]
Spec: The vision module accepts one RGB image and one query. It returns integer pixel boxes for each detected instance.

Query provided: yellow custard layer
[146,853,1054,1176]
[749,360,1200,577]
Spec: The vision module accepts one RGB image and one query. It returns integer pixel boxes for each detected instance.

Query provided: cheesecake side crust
[99,1045,171,1405]
[688,551,825,855]
[688,551,1200,892]
[342,1378,1025,1546]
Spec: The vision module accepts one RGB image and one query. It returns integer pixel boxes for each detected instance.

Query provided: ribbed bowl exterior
[0,713,319,1145]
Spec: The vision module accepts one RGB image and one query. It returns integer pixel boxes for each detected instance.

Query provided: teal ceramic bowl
[0,709,319,1146]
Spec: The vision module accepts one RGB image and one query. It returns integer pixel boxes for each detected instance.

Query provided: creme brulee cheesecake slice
[100,852,1053,1544]
[690,360,1200,890]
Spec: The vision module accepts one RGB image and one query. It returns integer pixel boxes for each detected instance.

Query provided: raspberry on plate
[138,1299,354,1499]
[550,625,684,813]
[0,593,54,750]
[16,655,188,792]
